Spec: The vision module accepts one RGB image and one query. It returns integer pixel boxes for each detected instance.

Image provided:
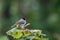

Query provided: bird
[11,18,26,29]
[17,18,26,29]
[11,18,30,29]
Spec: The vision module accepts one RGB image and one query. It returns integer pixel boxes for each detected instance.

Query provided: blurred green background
[0,0,60,40]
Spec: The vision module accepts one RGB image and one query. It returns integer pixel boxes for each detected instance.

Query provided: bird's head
[22,18,26,20]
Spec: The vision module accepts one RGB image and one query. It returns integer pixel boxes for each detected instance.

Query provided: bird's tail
[11,23,16,28]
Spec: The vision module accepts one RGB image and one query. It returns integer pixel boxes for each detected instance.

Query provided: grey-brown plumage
[11,18,26,29]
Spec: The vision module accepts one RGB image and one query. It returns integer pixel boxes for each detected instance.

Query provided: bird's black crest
[22,18,25,20]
